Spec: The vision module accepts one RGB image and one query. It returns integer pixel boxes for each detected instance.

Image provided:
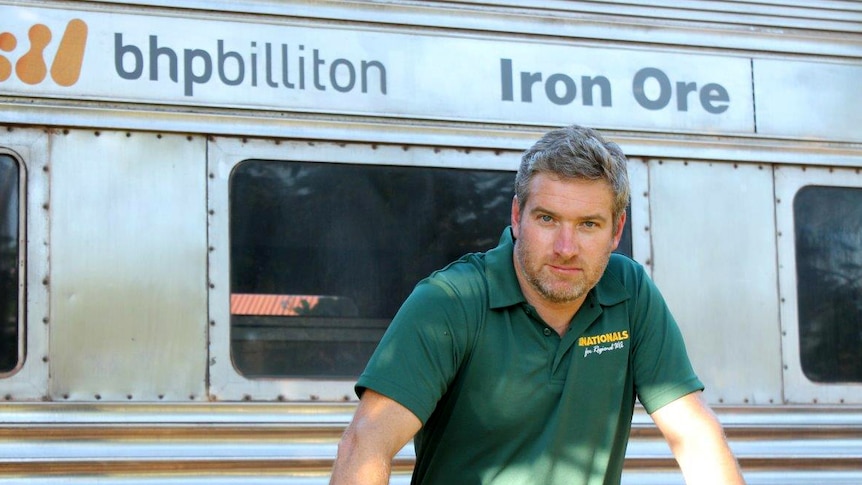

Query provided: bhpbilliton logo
[0,19,88,86]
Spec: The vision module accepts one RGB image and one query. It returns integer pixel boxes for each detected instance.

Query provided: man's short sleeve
[356,272,478,424]
[628,266,704,414]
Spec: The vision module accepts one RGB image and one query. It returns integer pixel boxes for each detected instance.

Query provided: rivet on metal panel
[277,395,285,401]
[642,191,648,197]
[210,320,216,326]
[494,150,502,156]
[208,173,215,179]
[242,138,248,144]
[208,246,215,252]
[42,165,48,172]
[733,163,738,169]
[41,277,48,286]
[342,395,351,402]
[41,356,47,362]
[434,148,441,154]
[243,395,252,401]
[718,398,724,403]
[4,394,11,401]
[187,136,193,142]
[94,131,100,137]
[95,394,101,400]
[127,394,133,400]
[5,127,12,132]
[41,203,48,210]
[126,133,131,137]
[644,259,651,266]
[209,209,215,215]
[157,134,163,139]
[189,394,196,400]
[42,317,48,324]
[402,146,409,151]
[274,140,281,145]
[310,395,319,401]
[643,226,649,232]
[158,394,165,400]
[209,283,215,289]
[62,394,69,399]
[371,144,378,150]
[62,129,69,135]
[683,161,688,166]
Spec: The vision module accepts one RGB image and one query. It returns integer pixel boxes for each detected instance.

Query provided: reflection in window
[0,155,19,374]
[794,186,862,383]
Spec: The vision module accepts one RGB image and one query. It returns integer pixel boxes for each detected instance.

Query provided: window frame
[0,129,48,398]
[208,137,645,401]
[776,164,862,404]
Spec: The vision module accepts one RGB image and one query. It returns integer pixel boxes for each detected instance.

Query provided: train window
[0,154,20,374]
[229,160,514,378]
[794,186,862,383]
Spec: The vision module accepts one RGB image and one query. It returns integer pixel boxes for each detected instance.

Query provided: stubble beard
[515,241,611,305]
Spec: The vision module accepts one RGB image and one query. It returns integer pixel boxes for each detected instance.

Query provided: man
[330,124,745,484]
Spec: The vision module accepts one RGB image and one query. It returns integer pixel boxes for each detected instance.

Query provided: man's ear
[612,211,627,250]
[511,196,521,238]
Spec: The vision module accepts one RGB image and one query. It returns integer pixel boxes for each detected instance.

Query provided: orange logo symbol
[0,18,88,86]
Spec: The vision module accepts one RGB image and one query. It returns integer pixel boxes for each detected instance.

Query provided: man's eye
[583,221,597,228]
[540,215,553,223]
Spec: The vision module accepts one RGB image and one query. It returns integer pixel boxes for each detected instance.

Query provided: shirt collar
[484,226,630,310]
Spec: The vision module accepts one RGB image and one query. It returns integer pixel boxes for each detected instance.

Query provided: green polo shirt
[357,227,703,484]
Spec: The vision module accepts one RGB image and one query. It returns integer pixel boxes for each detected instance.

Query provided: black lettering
[361,60,386,94]
[676,81,697,111]
[330,58,355,93]
[149,35,177,82]
[313,49,325,91]
[545,73,576,105]
[700,82,730,114]
[281,44,295,89]
[582,75,611,107]
[520,71,542,102]
[633,67,671,110]
[114,33,143,80]
[183,48,212,96]
[217,40,243,86]
[265,43,278,88]
[500,58,513,101]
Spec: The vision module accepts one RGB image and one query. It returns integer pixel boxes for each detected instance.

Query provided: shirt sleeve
[629,267,704,414]
[356,274,477,424]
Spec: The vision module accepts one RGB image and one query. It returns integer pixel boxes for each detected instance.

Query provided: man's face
[511,173,625,308]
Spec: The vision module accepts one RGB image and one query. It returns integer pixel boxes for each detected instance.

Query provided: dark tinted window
[794,186,862,383]
[229,160,513,378]
[0,155,19,374]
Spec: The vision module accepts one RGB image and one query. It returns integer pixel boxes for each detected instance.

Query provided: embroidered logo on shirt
[578,330,629,358]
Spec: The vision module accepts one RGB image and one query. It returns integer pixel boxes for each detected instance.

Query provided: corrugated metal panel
[47,130,208,402]
[0,402,860,483]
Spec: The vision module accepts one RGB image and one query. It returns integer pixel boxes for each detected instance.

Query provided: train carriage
[0,0,861,483]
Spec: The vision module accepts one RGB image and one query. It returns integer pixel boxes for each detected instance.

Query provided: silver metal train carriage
[0,0,861,483]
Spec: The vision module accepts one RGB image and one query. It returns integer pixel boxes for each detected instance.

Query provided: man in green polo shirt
[330,124,745,484]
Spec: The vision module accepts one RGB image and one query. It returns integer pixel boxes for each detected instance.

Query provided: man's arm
[330,389,422,485]
[651,391,746,485]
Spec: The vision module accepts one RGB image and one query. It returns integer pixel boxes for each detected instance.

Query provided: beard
[514,239,612,304]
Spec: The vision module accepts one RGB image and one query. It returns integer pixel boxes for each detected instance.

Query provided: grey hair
[514,124,630,225]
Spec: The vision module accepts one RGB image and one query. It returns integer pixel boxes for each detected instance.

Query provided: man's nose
[554,228,580,258]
